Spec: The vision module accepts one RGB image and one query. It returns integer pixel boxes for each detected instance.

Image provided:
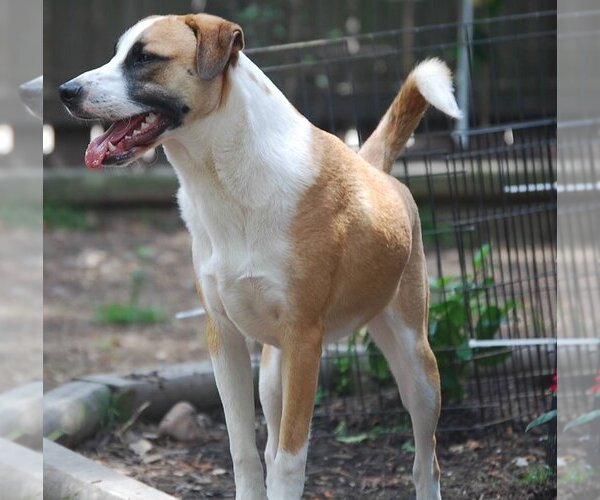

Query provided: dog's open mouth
[85,111,171,169]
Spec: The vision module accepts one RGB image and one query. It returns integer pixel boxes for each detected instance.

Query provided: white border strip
[175,307,206,320]
[469,338,600,348]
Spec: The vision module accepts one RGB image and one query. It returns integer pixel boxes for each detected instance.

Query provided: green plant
[518,464,554,485]
[334,419,411,444]
[428,243,516,402]
[96,268,164,325]
[43,203,95,230]
[331,332,359,396]
[558,462,595,483]
[526,410,557,433]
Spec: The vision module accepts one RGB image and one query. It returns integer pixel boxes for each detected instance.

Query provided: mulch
[80,409,556,499]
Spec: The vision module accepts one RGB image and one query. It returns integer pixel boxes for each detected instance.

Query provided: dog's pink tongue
[85,120,125,169]
[85,135,110,169]
[84,116,145,169]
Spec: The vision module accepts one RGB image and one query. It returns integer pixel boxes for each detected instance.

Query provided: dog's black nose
[59,81,83,103]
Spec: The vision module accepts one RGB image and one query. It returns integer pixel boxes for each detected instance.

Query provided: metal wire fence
[246,11,558,436]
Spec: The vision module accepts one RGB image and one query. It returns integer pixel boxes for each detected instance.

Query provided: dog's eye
[135,52,157,65]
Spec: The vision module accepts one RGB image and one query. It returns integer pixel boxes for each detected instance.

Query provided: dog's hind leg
[368,225,442,500]
[206,315,267,500]
[259,344,283,477]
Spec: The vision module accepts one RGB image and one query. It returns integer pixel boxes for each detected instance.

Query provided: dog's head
[59,14,244,169]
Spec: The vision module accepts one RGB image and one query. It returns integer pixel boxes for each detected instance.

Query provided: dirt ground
[44,208,208,389]
[80,410,556,499]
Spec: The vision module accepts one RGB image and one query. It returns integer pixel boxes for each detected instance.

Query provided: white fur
[412,58,463,119]
[258,347,283,476]
[266,444,309,499]
[167,53,315,348]
[165,54,316,499]
[369,307,442,500]
[69,16,165,120]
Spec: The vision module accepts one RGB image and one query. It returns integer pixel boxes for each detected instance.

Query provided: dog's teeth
[108,142,116,152]
[141,122,150,131]
[133,130,141,136]
[147,113,158,123]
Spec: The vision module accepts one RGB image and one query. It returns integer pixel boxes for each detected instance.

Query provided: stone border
[44,438,175,500]
[42,362,228,499]
[0,381,42,450]
[0,437,43,500]
[43,361,227,448]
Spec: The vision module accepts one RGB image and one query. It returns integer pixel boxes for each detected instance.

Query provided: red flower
[591,370,600,394]
[549,372,557,393]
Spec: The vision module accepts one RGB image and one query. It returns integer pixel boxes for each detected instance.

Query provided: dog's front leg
[266,329,322,500]
[207,316,267,500]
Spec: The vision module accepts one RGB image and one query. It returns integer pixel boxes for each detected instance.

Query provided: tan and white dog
[60,14,461,500]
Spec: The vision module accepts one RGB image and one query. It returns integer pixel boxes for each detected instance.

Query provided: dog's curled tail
[358,58,462,173]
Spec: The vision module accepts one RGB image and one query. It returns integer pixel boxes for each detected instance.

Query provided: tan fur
[205,315,220,356]
[272,127,430,454]
[260,343,272,369]
[246,68,272,94]
[290,128,414,331]
[183,14,243,80]
[278,328,322,453]
[359,72,428,173]
[140,15,242,122]
[195,280,220,355]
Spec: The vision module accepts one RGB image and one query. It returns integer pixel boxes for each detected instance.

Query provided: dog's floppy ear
[185,15,244,81]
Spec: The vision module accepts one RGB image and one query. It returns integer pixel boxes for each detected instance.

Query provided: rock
[158,401,203,442]
[513,457,529,467]
[129,438,153,457]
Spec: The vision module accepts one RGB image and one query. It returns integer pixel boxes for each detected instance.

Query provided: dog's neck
[163,53,316,209]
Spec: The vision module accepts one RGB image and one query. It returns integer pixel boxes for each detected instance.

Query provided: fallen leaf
[142,453,163,464]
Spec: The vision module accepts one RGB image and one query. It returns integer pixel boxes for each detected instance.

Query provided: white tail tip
[412,58,463,119]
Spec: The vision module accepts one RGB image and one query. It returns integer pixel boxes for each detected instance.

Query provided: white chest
[178,182,293,347]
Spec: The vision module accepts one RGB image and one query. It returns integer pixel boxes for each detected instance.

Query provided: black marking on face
[126,83,186,128]
[121,40,185,129]
[124,41,172,70]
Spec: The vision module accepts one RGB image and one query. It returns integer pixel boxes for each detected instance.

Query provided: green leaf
[336,433,370,444]
[564,409,600,431]
[501,299,518,315]
[448,302,468,328]
[475,305,504,339]
[473,243,491,271]
[526,410,557,432]
[430,276,462,291]
[401,440,416,453]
